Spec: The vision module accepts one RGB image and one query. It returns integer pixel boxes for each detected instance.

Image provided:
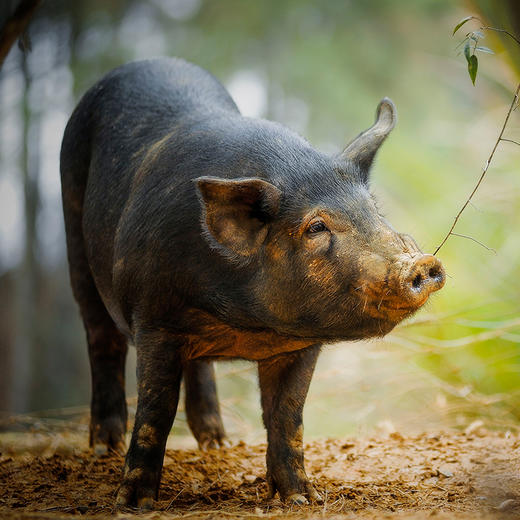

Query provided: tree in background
[0,0,41,67]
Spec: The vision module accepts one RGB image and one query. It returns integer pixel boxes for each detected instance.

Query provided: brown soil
[1,428,520,520]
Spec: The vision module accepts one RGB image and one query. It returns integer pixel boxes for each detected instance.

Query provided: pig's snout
[354,251,445,322]
[401,254,445,305]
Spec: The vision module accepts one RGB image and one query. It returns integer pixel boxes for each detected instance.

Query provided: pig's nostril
[428,267,441,280]
[412,274,423,289]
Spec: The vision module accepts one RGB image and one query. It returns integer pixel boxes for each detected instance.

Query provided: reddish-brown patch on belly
[181,309,314,361]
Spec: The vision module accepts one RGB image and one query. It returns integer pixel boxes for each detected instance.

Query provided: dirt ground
[1,424,520,520]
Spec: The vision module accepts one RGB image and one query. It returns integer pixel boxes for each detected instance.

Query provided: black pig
[60,58,445,509]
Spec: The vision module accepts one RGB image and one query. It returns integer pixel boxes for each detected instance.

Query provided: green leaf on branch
[469,30,485,40]
[468,54,478,85]
[475,46,494,54]
[464,40,471,62]
[453,16,474,35]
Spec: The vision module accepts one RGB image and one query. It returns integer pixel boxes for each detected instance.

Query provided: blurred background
[0,0,519,444]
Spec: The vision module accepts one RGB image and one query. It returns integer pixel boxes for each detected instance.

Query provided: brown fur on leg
[258,344,322,504]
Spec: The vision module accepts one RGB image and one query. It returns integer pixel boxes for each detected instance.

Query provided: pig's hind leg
[84,304,128,455]
[68,266,128,454]
[258,345,322,505]
[184,360,226,449]
[62,175,128,454]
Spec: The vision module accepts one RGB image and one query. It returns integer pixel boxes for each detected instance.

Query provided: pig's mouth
[363,298,423,322]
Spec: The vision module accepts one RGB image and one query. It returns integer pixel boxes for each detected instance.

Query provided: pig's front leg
[116,332,183,510]
[258,344,321,505]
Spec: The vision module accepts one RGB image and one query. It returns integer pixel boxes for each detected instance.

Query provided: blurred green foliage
[1,0,519,434]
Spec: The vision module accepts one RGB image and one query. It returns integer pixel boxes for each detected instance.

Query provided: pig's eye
[307,220,329,234]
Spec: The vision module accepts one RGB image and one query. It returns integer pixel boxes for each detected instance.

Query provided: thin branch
[500,138,520,146]
[481,26,520,47]
[433,81,520,255]
[450,232,496,253]
[457,18,520,47]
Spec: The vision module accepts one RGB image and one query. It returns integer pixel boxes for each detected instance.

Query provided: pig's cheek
[302,233,331,254]
[305,258,337,296]
[264,237,290,263]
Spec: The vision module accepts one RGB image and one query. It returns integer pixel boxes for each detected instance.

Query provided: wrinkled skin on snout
[60,58,444,511]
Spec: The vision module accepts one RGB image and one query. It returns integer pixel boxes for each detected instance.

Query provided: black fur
[60,57,442,508]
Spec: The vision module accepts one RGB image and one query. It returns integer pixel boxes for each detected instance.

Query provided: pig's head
[196,98,445,340]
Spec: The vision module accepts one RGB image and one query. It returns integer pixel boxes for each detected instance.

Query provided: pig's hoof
[115,494,154,511]
[90,416,126,456]
[137,496,154,510]
[307,485,323,503]
[93,443,108,456]
[268,473,321,505]
[199,434,229,451]
[195,426,227,451]
[115,478,155,510]
[287,493,308,506]
[191,416,227,451]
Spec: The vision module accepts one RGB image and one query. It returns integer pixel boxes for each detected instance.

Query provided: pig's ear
[195,177,282,258]
[339,97,396,175]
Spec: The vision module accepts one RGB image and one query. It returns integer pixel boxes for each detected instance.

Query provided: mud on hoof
[287,493,308,506]
[190,414,227,451]
[267,474,322,505]
[89,415,127,455]
[115,468,158,510]
[285,486,322,506]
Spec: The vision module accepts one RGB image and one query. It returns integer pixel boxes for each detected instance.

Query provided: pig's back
[61,58,240,329]
[82,57,238,131]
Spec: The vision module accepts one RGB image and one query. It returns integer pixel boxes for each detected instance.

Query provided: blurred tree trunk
[0,273,15,409]
[0,0,41,68]
[12,49,41,412]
